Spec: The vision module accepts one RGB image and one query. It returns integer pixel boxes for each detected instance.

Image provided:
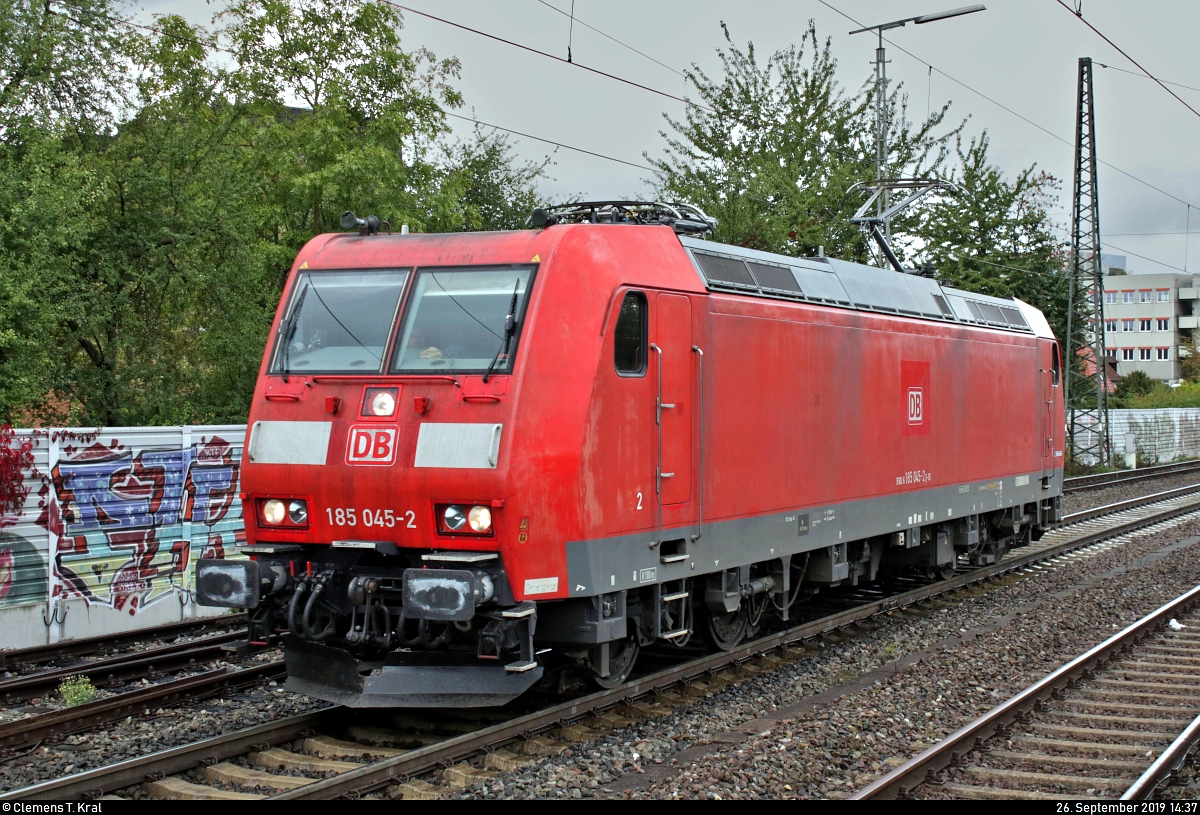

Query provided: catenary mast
[1065,56,1109,465]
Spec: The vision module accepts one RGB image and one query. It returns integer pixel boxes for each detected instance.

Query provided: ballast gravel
[448,514,1200,800]
[1062,468,1200,516]
[0,656,325,794]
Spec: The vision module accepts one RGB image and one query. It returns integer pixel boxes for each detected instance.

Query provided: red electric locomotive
[197,202,1064,707]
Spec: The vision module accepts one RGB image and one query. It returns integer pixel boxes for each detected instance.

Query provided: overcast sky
[139,1,1200,276]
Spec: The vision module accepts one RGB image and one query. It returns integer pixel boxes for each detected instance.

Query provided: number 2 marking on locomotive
[405,510,416,528]
[636,492,643,510]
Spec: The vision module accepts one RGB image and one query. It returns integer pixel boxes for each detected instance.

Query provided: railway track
[0,629,254,703]
[0,662,286,752]
[852,583,1200,801]
[8,485,1200,801]
[1064,460,1200,494]
[0,614,247,671]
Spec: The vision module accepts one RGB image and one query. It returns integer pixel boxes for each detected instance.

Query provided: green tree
[650,22,957,260]
[906,133,1070,341]
[0,1,550,426]
[0,14,267,425]
[443,124,550,232]
[0,0,135,137]
[222,0,466,284]
[1180,334,1200,383]
[651,23,1069,346]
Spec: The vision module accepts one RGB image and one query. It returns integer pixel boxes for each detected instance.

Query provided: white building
[1101,254,1195,381]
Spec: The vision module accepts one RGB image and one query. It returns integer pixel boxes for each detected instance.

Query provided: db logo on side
[347,425,397,465]
[907,387,923,425]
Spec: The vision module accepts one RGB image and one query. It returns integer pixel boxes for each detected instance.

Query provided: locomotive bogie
[195,219,1064,707]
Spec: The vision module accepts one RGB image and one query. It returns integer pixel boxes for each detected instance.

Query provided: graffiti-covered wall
[1,426,245,651]
[1071,409,1200,466]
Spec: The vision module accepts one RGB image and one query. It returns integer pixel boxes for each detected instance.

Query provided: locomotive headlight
[363,387,398,417]
[443,505,467,531]
[262,499,286,525]
[468,505,492,533]
[287,500,308,525]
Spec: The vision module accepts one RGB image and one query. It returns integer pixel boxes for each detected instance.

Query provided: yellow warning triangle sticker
[530,254,540,263]
[300,261,309,269]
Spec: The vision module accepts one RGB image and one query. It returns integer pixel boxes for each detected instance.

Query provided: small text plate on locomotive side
[524,577,558,595]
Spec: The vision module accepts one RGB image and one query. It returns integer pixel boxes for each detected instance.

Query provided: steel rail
[0,662,286,751]
[0,615,247,670]
[1061,483,1200,524]
[1064,460,1200,493]
[9,491,1200,801]
[2,705,336,801]
[0,631,248,700]
[850,583,1200,800]
[1122,711,1200,800]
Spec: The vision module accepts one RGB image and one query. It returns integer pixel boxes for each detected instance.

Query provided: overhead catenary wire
[1095,62,1200,96]
[534,0,685,78]
[949,254,1066,279]
[566,0,574,63]
[1106,231,1200,237]
[1101,241,1187,274]
[815,0,1200,213]
[1051,0,1200,122]
[435,2,1193,271]
[384,2,712,112]
[445,111,651,170]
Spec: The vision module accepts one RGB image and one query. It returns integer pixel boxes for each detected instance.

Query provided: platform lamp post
[849,5,985,264]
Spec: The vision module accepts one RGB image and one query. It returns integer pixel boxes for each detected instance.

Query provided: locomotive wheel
[937,562,956,581]
[587,635,640,689]
[702,605,749,651]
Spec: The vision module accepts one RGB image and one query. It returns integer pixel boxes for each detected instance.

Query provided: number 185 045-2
[325,507,416,528]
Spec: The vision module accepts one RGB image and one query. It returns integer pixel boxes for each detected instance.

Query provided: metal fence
[1,426,245,651]
[1072,409,1200,466]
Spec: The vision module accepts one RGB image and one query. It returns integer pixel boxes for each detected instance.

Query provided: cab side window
[614,291,647,376]
[1051,343,1061,387]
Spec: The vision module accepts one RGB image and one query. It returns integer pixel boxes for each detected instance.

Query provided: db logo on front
[907,387,923,425]
[347,425,397,465]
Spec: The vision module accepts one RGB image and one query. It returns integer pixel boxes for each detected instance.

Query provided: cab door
[1039,339,1061,478]
[654,294,693,508]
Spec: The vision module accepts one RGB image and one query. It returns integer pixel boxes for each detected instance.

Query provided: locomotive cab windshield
[273,270,409,374]
[272,266,534,376]
[392,267,532,373]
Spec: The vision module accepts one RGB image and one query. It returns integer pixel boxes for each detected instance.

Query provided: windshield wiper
[483,279,521,383]
[279,284,309,382]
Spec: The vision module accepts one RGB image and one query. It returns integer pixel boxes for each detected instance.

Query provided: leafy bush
[0,425,33,528]
[1115,370,1159,398]
[58,675,97,706]
[1123,382,1200,409]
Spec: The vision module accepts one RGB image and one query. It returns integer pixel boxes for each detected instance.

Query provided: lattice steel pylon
[1065,56,1109,466]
